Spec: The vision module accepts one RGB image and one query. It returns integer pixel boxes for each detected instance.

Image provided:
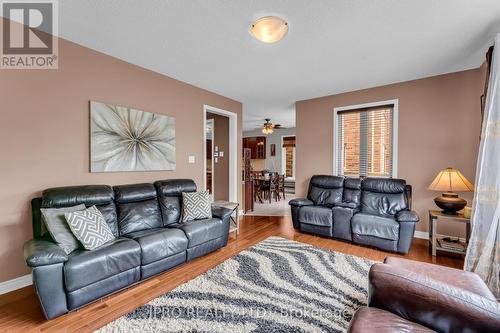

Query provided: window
[335,101,397,178]
[282,136,296,179]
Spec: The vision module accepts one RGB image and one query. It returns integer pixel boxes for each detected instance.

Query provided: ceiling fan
[262,118,282,134]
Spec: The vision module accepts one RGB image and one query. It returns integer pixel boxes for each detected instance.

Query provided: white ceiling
[54,0,500,130]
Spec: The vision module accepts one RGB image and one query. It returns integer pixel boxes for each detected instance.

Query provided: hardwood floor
[0,216,463,332]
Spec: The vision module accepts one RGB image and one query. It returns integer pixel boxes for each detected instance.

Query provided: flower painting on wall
[90,101,176,172]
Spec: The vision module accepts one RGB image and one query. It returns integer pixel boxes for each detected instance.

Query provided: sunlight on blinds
[337,106,393,177]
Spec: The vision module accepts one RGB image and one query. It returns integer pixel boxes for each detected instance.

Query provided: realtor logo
[1,0,58,69]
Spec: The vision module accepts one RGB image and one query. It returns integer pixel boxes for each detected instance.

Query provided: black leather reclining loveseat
[23,179,233,319]
[289,175,419,254]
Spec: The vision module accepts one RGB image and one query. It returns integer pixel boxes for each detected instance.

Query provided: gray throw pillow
[41,204,86,254]
[65,206,115,250]
[182,191,212,222]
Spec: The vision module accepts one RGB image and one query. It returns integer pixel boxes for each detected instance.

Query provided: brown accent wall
[296,68,482,235]
[0,34,242,282]
[206,113,230,201]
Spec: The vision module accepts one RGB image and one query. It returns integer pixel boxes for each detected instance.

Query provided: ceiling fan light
[251,16,288,43]
[262,126,273,134]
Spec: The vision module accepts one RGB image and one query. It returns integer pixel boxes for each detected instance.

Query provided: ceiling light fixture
[251,16,288,43]
[262,118,275,134]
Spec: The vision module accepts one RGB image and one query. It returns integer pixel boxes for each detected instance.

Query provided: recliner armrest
[289,198,314,207]
[211,206,233,220]
[368,263,500,333]
[334,202,359,210]
[395,210,419,223]
[24,239,68,267]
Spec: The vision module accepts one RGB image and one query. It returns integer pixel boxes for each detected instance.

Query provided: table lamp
[428,168,474,215]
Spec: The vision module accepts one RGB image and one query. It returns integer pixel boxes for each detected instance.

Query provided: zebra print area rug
[97,237,375,333]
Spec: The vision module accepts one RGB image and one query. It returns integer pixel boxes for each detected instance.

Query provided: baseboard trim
[414,231,429,240]
[0,274,32,295]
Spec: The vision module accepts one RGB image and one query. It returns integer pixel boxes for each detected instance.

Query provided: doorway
[244,130,297,217]
[203,105,238,203]
[205,112,229,201]
[205,119,214,199]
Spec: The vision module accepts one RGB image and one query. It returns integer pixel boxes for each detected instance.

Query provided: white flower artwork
[90,101,176,172]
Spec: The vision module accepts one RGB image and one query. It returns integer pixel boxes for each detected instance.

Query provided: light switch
[219,151,224,157]
[213,152,219,157]
[215,157,218,163]
[215,146,219,151]
[188,155,195,164]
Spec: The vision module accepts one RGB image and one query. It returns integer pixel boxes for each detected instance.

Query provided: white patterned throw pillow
[65,206,115,250]
[182,191,212,222]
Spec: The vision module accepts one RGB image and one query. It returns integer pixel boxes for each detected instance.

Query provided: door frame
[205,118,215,199]
[203,105,238,203]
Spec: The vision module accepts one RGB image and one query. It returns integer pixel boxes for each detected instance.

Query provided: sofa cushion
[299,206,333,227]
[181,191,212,222]
[64,238,141,292]
[343,177,362,206]
[124,228,188,265]
[174,218,225,247]
[155,179,197,226]
[308,175,344,207]
[114,183,162,235]
[41,185,119,237]
[352,213,399,241]
[42,185,114,208]
[65,206,115,251]
[40,204,86,254]
[361,178,408,216]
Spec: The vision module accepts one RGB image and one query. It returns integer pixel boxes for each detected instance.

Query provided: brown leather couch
[348,257,500,333]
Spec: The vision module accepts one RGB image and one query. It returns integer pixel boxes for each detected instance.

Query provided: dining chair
[278,174,286,200]
[267,174,280,203]
[254,178,264,203]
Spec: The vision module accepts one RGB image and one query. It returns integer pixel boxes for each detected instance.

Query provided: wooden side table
[428,210,470,256]
[212,201,240,235]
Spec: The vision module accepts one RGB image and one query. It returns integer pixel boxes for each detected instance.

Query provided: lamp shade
[428,168,474,193]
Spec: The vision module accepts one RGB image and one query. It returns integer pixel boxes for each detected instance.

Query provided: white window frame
[281,135,296,179]
[333,99,398,178]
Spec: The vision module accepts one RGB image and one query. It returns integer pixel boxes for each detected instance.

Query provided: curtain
[464,34,500,299]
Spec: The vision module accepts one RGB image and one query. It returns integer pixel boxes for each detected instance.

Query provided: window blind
[336,106,394,177]
[282,136,296,147]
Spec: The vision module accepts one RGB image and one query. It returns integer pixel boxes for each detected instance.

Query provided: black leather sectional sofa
[23,179,233,319]
[289,175,419,254]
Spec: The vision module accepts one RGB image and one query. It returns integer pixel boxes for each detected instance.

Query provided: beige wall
[296,68,483,235]
[207,113,230,201]
[0,36,242,282]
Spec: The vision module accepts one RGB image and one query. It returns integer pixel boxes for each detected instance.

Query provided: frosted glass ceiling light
[251,16,288,43]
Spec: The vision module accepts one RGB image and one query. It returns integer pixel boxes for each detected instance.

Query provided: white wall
[243,128,296,173]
